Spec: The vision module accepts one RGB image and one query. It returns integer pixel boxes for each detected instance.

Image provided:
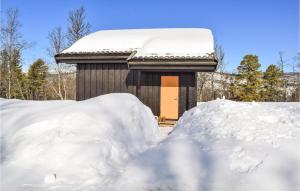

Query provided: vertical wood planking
[153,73,160,116]
[141,72,146,105]
[139,72,145,104]
[103,64,108,94]
[148,73,153,112]
[75,64,79,100]
[108,64,114,93]
[96,64,102,95]
[128,70,138,96]
[83,64,89,99]
[90,64,97,98]
[179,73,187,116]
[127,71,133,95]
[75,64,196,118]
[151,72,156,116]
[188,73,196,109]
[78,64,85,100]
[114,63,121,92]
[121,64,128,92]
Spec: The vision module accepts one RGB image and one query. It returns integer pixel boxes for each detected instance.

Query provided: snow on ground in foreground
[1,96,299,191]
[0,94,159,191]
[117,100,300,191]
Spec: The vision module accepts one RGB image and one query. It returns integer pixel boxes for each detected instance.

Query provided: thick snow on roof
[62,28,215,58]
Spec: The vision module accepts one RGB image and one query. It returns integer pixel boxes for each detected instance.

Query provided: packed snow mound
[0,94,159,191]
[62,28,214,58]
[2,98,299,191]
[117,100,300,191]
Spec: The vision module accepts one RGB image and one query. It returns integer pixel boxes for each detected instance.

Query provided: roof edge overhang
[55,52,132,64]
[128,58,217,72]
[55,52,218,72]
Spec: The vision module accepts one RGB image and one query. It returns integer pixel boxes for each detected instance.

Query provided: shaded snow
[62,28,214,58]
[116,100,300,191]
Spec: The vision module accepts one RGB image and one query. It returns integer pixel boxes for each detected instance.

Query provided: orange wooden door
[160,76,179,119]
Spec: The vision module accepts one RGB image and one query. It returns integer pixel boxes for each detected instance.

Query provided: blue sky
[1,0,299,72]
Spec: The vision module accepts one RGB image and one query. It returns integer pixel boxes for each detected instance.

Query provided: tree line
[0,7,90,100]
[198,48,300,102]
[0,7,299,102]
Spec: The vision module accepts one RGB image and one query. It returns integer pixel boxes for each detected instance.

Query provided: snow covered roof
[61,28,215,59]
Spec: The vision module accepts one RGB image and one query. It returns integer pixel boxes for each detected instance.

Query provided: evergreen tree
[0,49,9,97]
[10,49,26,99]
[27,59,48,100]
[0,48,25,99]
[262,64,283,101]
[231,54,262,101]
[1,8,28,99]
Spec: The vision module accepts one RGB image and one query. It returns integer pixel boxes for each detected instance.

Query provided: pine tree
[0,49,26,99]
[27,59,48,100]
[0,49,9,97]
[262,64,283,101]
[1,8,28,99]
[11,49,26,99]
[231,54,263,101]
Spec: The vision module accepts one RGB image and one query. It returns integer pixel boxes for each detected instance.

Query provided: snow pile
[117,100,300,191]
[1,97,299,191]
[0,94,159,191]
[62,28,214,58]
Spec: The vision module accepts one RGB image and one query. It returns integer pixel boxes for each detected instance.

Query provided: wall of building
[77,63,196,117]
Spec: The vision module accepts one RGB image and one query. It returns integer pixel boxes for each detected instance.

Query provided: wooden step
[159,120,177,127]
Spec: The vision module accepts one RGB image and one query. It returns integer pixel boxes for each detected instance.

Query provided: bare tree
[197,72,209,101]
[291,52,300,102]
[211,43,226,99]
[47,27,75,100]
[278,52,289,72]
[215,44,225,73]
[197,43,227,101]
[295,52,300,69]
[48,27,65,56]
[67,6,91,45]
[47,27,65,99]
[277,52,289,101]
[0,8,28,99]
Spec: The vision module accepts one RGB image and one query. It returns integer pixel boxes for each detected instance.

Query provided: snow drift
[0,94,159,191]
[116,100,300,191]
[1,96,299,191]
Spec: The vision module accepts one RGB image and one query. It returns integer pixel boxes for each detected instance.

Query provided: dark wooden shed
[55,28,217,120]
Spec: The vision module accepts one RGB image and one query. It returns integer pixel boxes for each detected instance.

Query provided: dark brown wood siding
[77,63,136,100]
[76,63,196,117]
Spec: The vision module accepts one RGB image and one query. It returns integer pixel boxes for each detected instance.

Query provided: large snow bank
[62,28,214,58]
[2,97,299,191]
[0,94,159,191]
[117,100,300,191]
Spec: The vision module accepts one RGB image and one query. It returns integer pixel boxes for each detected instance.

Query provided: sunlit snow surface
[0,94,159,191]
[1,95,299,191]
[62,28,214,58]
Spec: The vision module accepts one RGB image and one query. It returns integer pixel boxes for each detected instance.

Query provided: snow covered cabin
[55,28,217,120]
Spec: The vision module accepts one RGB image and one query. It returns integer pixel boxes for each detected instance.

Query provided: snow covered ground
[0,94,159,191]
[1,94,299,191]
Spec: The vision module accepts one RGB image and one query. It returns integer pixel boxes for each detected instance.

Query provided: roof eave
[128,58,218,72]
[55,52,132,64]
